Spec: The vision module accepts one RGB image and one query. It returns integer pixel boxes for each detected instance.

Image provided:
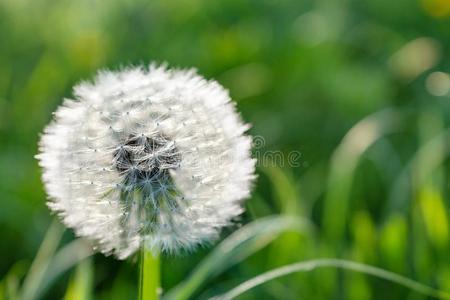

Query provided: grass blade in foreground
[36,239,93,299]
[63,258,93,300]
[163,216,313,300]
[212,259,450,300]
[20,219,64,300]
[323,109,403,244]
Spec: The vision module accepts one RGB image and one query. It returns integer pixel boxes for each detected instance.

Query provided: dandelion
[37,64,256,259]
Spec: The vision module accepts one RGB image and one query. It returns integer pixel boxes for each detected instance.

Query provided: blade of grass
[387,129,450,215]
[1,260,28,300]
[34,239,94,299]
[163,216,313,300]
[262,166,313,296]
[263,166,302,215]
[20,219,64,300]
[63,258,93,300]
[212,259,450,300]
[323,109,402,245]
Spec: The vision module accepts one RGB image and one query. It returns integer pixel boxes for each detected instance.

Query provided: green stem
[139,247,160,300]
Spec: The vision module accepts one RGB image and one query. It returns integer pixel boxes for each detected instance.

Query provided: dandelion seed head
[37,64,256,259]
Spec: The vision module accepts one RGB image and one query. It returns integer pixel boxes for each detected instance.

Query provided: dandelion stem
[139,247,160,300]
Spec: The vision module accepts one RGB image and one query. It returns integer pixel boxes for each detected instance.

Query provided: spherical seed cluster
[37,65,256,259]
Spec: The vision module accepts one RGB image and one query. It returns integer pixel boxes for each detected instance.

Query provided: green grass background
[1,0,450,299]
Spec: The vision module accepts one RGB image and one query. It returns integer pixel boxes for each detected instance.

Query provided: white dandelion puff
[36,64,256,259]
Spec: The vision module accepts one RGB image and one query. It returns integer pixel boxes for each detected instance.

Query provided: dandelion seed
[36,64,256,259]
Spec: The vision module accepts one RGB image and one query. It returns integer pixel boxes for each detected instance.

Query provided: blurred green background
[1,0,450,299]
